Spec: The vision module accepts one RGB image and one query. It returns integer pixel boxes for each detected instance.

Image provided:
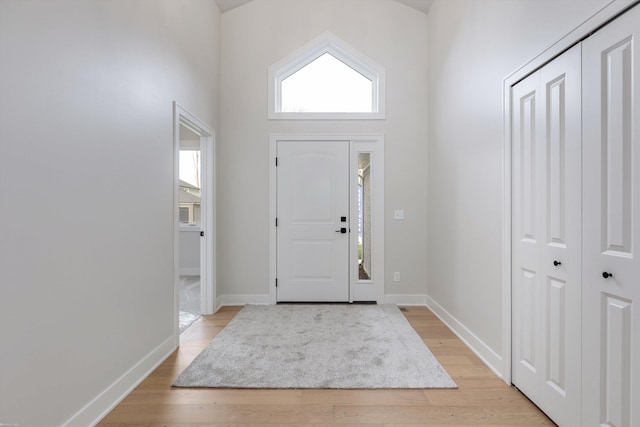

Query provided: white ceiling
[215,0,433,14]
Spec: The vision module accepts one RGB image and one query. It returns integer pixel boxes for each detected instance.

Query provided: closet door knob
[602,272,613,279]
[553,260,562,266]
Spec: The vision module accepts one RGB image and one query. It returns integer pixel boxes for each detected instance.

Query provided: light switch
[394,210,404,220]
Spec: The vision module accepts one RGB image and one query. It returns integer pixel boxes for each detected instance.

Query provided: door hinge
[275,217,279,227]
[275,278,278,287]
[275,157,279,166]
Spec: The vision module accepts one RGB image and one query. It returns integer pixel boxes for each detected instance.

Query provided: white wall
[427,0,614,373]
[219,0,429,302]
[0,1,220,425]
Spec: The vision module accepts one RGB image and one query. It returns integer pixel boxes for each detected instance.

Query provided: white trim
[273,112,385,121]
[269,133,385,304]
[384,294,427,306]
[501,0,639,385]
[173,102,217,350]
[218,294,272,306]
[200,116,216,316]
[350,140,385,302]
[268,31,386,120]
[426,296,504,379]
[501,80,513,384]
[62,336,175,427]
[269,137,278,304]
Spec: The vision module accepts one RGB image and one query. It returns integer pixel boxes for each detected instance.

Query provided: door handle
[602,272,613,279]
[335,228,347,234]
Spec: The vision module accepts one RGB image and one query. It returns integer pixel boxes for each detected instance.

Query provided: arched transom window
[268,32,386,120]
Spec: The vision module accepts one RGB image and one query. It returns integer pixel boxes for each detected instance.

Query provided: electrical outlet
[393,272,400,282]
[394,210,404,220]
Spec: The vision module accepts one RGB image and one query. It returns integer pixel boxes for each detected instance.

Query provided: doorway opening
[178,125,202,333]
[173,102,216,341]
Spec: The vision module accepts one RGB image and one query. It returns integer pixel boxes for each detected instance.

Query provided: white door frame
[269,134,385,304]
[501,0,639,383]
[173,102,216,344]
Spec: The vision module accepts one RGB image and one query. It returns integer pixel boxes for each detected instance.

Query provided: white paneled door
[511,45,582,427]
[582,6,640,426]
[276,141,350,302]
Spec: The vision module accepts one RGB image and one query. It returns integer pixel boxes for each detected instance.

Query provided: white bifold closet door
[582,5,640,426]
[511,44,582,427]
[513,5,640,426]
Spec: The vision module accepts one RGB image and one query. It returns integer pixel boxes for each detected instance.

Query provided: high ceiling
[215,0,433,14]
[215,0,253,13]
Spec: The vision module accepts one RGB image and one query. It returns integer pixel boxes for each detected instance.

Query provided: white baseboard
[218,294,271,306]
[217,294,429,307]
[179,267,200,276]
[425,295,504,379]
[384,294,427,306]
[63,336,176,427]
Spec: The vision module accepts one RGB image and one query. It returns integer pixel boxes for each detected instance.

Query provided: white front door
[276,140,350,302]
[582,6,640,426]
[511,45,582,426]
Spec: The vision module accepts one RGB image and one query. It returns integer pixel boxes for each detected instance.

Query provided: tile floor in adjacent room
[179,276,200,334]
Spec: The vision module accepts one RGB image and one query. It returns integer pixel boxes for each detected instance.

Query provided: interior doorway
[178,124,202,332]
[173,102,216,340]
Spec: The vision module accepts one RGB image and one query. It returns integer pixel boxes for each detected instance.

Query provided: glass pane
[358,153,372,280]
[179,148,201,225]
[281,53,373,113]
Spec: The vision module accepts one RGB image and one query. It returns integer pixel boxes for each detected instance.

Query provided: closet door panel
[512,44,581,427]
[539,49,583,418]
[582,5,640,427]
[513,70,543,386]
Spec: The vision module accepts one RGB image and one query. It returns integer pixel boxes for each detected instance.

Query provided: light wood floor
[98,306,555,426]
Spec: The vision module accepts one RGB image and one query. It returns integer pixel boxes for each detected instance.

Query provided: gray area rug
[173,304,457,389]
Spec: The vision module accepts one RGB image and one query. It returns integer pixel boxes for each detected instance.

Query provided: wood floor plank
[97,305,554,426]
[384,425,548,427]
[118,389,304,405]
[412,326,458,339]
[446,377,517,390]
[433,355,485,367]
[335,405,553,425]
[101,403,335,424]
[301,389,429,405]
[443,365,499,379]
[101,423,382,427]
[423,388,535,407]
